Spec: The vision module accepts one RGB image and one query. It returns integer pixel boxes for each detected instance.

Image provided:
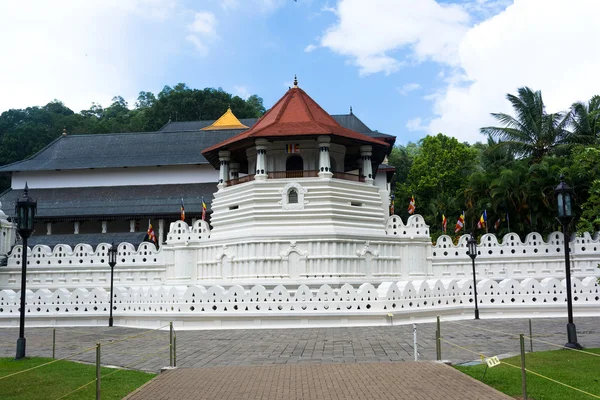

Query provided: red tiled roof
[202,87,389,155]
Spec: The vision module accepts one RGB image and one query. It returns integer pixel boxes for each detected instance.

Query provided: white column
[255,139,269,181]
[158,219,165,245]
[46,222,52,235]
[217,150,231,189]
[102,221,108,233]
[129,220,135,232]
[74,221,80,234]
[317,136,333,178]
[360,145,374,185]
[230,162,240,181]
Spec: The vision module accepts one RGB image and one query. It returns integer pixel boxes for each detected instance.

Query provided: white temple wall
[12,165,217,189]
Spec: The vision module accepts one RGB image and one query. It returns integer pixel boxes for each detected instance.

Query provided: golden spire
[293,74,298,88]
[201,107,249,131]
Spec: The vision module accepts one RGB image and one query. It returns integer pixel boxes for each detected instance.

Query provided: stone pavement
[1,317,598,372]
[124,362,514,400]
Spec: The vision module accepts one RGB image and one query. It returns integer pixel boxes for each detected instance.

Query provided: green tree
[570,95,600,145]
[481,87,571,161]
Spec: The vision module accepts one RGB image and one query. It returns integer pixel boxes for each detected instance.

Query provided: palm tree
[570,95,600,145]
[481,87,571,161]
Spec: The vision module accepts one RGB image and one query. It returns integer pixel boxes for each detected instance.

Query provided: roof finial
[62,127,67,136]
[293,74,298,88]
[350,106,353,115]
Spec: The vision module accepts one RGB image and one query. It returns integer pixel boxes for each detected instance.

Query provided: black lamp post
[554,175,582,349]
[108,243,117,327]
[15,183,37,360]
[467,233,480,320]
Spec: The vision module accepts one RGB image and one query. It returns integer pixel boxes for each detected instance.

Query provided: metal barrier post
[169,322,173,367]
[529,319,533,353]
[520,334,527,400]
[96,343,101,400]
[436,316,441,361]
[52,328,56,359]
[173,334,177,367]
[413,324,418,361]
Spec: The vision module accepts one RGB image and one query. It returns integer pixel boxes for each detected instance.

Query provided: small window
[351,202,362,207]
[229,205,239,210]
[288,189,298,204]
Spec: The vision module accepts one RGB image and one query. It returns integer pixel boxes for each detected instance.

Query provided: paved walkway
[2,317,599,399]
[124,362,513,400]
[1,317,598,372]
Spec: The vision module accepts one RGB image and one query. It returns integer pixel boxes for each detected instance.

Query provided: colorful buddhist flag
[286,144,300,153]
[494,218,501,231]
[180,198,185,221]
[408,195,415,214]
[442,214,447,234]
[390,194,395,215]
[455,211,465,233]
[477,210,487,230]
[202,196,207,221]
[144,220,158,248]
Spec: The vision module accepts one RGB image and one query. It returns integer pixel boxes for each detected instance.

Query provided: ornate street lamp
[108,243,118,327]
[467,233,480,320]
[15,183,37,360]
[554,175,582,349]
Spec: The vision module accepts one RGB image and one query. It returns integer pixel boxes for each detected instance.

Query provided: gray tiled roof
[0,114,394,173]
[25,232,148,248]
[0,183,214,220]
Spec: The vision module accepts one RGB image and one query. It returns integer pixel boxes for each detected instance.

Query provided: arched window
[288,189,298,204]
[286,155,303,178]
[286,155,303,171]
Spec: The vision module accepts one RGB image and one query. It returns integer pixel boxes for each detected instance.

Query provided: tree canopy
[0,85,266,190]
[389,87,600,242]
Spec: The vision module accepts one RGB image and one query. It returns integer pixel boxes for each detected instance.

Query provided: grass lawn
[455,348,600,400]
[0,357,156,400]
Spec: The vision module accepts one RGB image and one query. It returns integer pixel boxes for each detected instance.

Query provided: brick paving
[124,362,514,400]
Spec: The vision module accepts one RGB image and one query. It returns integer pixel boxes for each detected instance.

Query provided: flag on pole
[202,196,207,221]
[506,212,511,232]
[494,218,501,231]
[390,194,395,215]
[477,210,487,230]
[442,214,447,234]
[408,195,415,214]
[455,211,465,233]
[144,220,158,248]
[180,198,185,221]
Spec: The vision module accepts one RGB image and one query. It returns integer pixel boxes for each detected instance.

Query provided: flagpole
[507,213,511,232]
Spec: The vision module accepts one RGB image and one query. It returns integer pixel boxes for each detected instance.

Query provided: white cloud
[220,0,239,11]
[398,83,421,96]
[304,44,317,53]
[406,117,428,132]
[319,0,470,75]
[428,0,600,143]
[0,0,178,113]
[233,85,250,99]
[186,11,218,55]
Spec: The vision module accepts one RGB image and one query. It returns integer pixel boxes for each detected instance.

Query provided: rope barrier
[53,378,98,400]
[522,336,600,358]
[101,323,171,347]
[443,319,600,358]
[0,345,97,381]
[100,344,172,380]
[440,336,600,400]
[497,360,600,399]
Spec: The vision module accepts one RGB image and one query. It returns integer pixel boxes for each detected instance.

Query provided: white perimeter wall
[12,165,218,189]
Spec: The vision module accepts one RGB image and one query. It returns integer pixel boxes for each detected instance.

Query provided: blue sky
[2,0,600,144]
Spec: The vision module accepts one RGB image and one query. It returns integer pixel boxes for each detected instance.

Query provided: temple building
[0,79,396,249]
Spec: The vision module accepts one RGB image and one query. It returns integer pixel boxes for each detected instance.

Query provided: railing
[227,174,255,186]
[226,171,365,186]
[333,172,365,182]
[268,170,319,179]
